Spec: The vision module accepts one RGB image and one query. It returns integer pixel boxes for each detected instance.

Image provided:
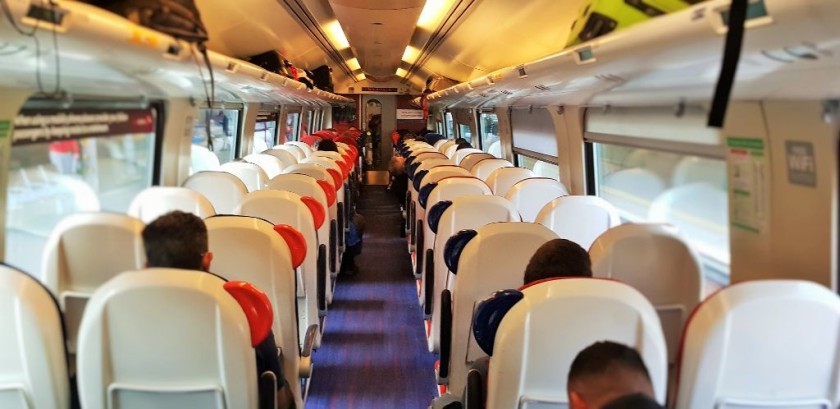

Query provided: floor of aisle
[304,185,438,409]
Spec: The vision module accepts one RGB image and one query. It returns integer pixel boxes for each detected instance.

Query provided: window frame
[194,103,244,165]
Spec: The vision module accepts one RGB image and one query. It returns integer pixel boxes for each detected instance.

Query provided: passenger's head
[316,139,338,152]
[142,211,212,271]
[601,394,663,409]
[456,141,473,150]
[567,341,655,409]
[523,238,591,285]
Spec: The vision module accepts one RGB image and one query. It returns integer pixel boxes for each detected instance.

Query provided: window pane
[458,124,473,145]
[444,112,454,138]
[5,109,156,275]
[593,144,729,279]
[283,112,301,142]
[479,112,500,158]
[192,108,238,165]
[436,121,443,134]
[251,113,278,154]
[303,111,313,136]
[517,154,559,180]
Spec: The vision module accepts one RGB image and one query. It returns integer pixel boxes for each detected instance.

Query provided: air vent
[26,4,65,25]
[577,48,596,63]
[595,74,625,83]
[517,65,527,79]
[534,84,550,91]
[226,61,239,72]
[501,90,514,95]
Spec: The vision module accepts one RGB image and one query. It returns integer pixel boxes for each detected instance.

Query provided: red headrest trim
[300,196,326,229]
[224,281,274,347]
[327,168,342,191]
[317,179,336,206]
[273,224,307,269]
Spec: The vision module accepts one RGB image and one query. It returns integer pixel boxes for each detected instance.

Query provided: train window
[444,111,454,138]
[192,108,239,165]
[284,112,301,142]
[4,108,157,275]
[593,144,729,281]
[251,112,278,154]
[436,121,443,134]
[510,108,558,157]
[303,110,313,136]
[515,152,560,180]
[479,112,500,157]
[458,124,473,144]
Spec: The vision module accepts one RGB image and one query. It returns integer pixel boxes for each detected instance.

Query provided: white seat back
[303,157,345,187]
[0,264,69,409]
[243,153,285,178]
[459,152,495,171]
[676,280,840,409]
[487,140,502,158]
[285,141,312,158]
[310,151,342,161]
[190,144,220,174]
[427,196,520,352]
[183,171,248,214]
[76,269,258,409]
[438,140,456,154]
[128,187,216,223]
[486,278,668,409]
[486,167,534,196]
[272,145,305,162]
[234,190,321,346]
[204,216,303,407]
[445,222,558,395]
[220,161,269,192]
[590,223,702,363]
[40,212,145,353]
[433,139,449,150]
[452,148,483,166]
[444,144,458,158]
[471,159,513,181]
[504,178,569,222]
[262,145,303,168]
[535,196,620,249]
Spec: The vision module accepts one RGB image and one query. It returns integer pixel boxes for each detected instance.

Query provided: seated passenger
[316,138,339,152]
[340,212,366,276]
[568,341,658,409]
[142,211,295,409]
[601,393,664,409]
[523,238,592,285]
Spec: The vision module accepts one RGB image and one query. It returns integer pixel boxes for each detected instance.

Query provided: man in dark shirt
[568,341,660,409]
[523,238,592,285]
[142,211,295,409]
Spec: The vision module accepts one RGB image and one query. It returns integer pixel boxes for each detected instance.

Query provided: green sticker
[0,120,10,140]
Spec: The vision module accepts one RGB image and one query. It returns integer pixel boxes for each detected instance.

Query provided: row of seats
[1,139,362,409]
[396,138,840,408]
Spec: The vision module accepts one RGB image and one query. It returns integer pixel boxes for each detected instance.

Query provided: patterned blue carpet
[305,186,438,409]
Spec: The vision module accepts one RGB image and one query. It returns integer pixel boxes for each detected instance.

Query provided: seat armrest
[317,244,327,317]
[258,371,278,409]
[465,369,485,409]
[424,249,434,317]
[439,289,453,381]
[299,324,319,378]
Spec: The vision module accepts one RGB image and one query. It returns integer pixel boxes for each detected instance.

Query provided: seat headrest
[223,281,273,347]
[327,168,342,191]
[444,229,478,275]
[418,182,438,209]
[408,161,422,180]
[300,196,325,229]
[317,180,336,206]
[273,224,307,269]
[413,170,429,191]
[427,200,452,234]
[473,289,524,356]
[406,155,417,168]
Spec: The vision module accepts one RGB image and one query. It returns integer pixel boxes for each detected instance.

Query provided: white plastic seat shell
[76,269,258,409]
[128,187,216,223]
[183,171,248,215]
[243,153,285,178]
[535,195,621,250]
[220,161,269,192]
[486,278,668,409]
[471,159,513,181]
[504,177,569,222]
[675,279,840,409]
[486,167,534,196]
[0,264,70,409]
[589,223,702,364]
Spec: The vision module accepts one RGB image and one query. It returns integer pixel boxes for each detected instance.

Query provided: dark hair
[568,341,652,387]
[523,239,592,284]
[142,211,208,270]
[601,394,663,409]
[456,141,473,150]
[317,139,339,152]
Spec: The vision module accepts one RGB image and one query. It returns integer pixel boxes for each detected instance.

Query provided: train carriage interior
[1,0,840,408]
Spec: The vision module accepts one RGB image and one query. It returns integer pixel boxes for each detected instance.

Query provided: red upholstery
[223,281,274,347]
[301,196,326,229]
[273,224,307,269]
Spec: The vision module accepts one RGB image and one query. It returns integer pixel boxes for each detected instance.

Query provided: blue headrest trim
[444,229,477,275]
[427,200,452,234]
[408,162,422,180]
[418,182,438,209]
[473,289,524,356]
[413,169,429,191]
[406,155,416,168]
